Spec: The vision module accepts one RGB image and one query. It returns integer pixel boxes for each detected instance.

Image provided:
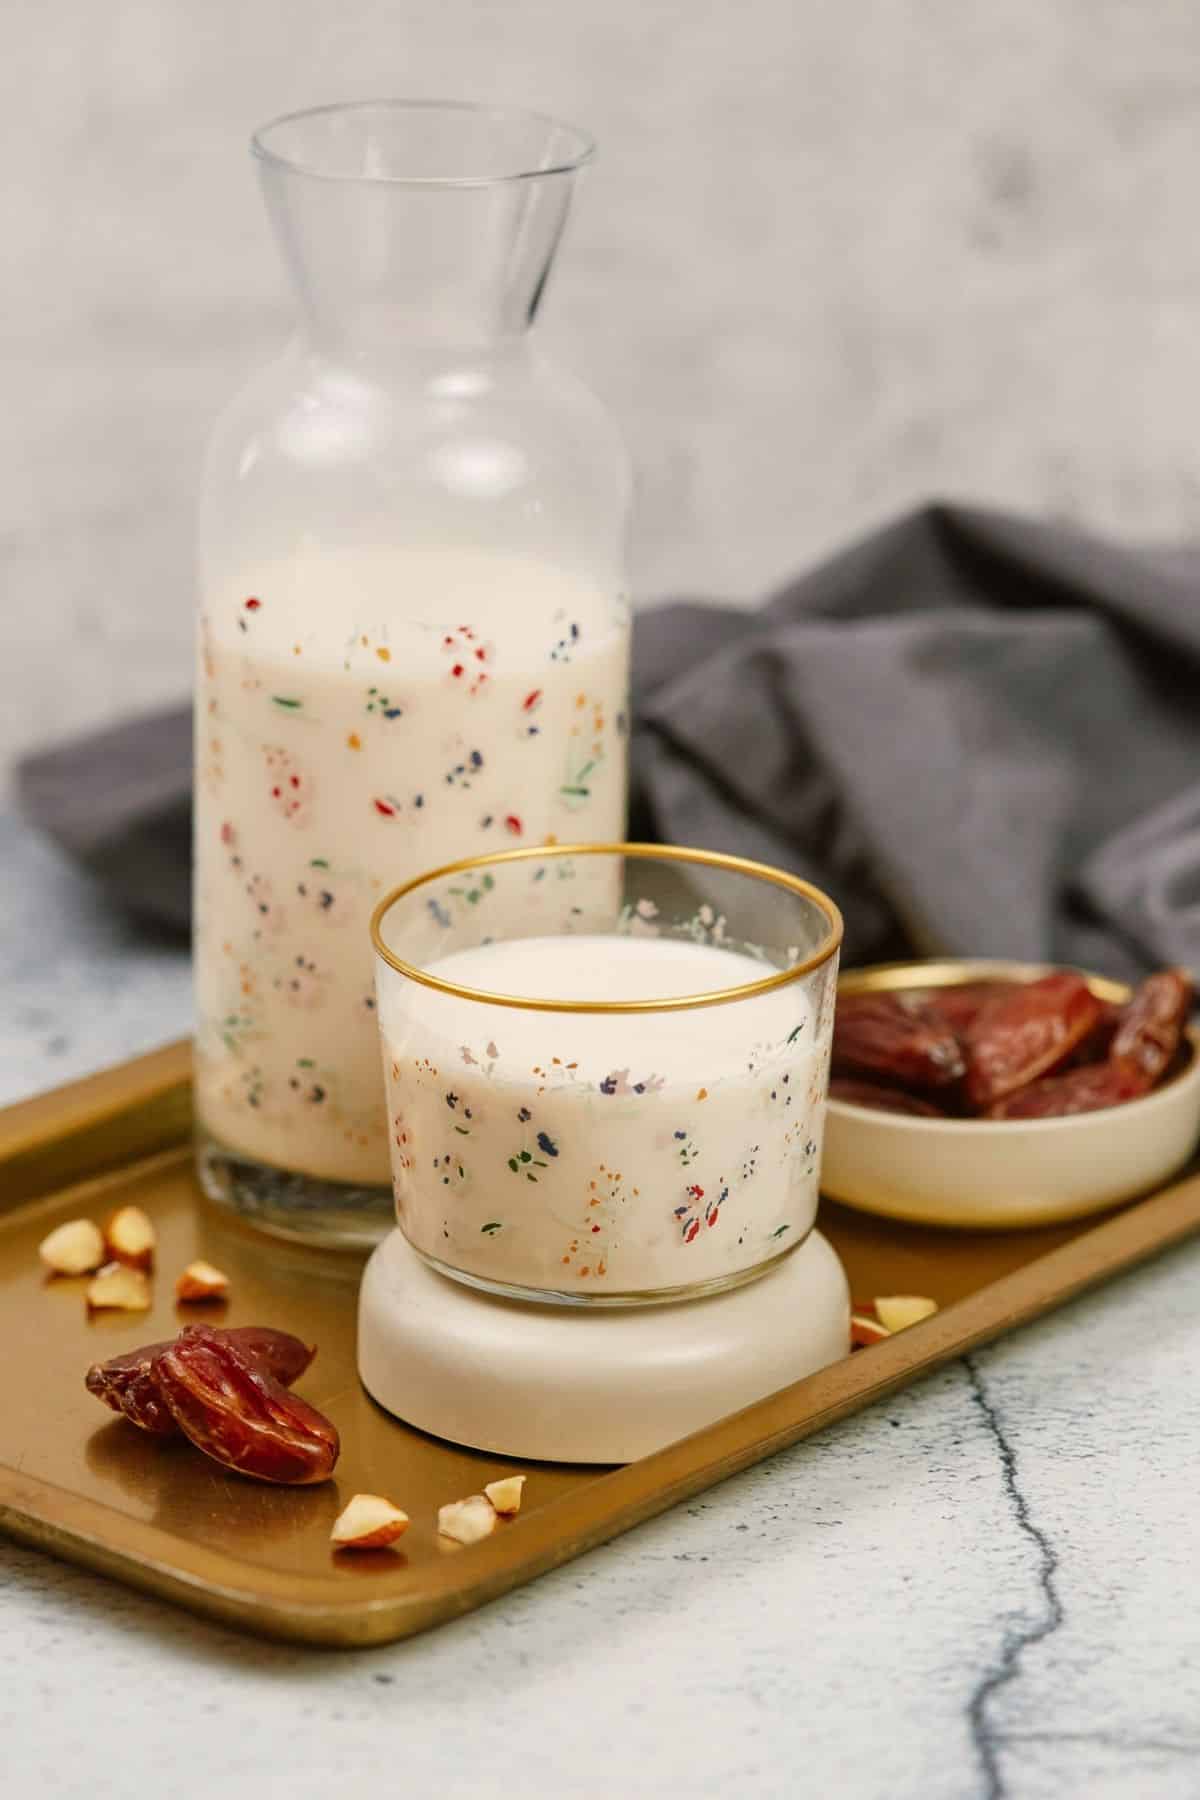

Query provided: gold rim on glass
[370,842,844,1014]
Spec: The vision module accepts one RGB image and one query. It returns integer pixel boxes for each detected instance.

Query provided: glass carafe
[193,102,632,1247]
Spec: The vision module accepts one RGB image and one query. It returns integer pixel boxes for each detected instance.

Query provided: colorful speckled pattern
[193,564,629,1185]
[377,931,836,1298]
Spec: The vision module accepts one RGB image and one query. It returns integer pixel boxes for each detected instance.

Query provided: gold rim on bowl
[370,842,844,1014]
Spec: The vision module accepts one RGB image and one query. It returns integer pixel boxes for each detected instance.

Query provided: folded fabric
[632,502,1200,979]
[17,502,1200,976]
[17,706,193,935]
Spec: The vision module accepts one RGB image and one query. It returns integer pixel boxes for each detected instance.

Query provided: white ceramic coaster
[357,1227,850,1463]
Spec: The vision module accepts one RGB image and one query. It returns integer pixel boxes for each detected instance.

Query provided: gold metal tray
[3,1040,1200,1648]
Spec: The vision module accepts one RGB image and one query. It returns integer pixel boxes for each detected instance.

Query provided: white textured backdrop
[5,0,1200,790]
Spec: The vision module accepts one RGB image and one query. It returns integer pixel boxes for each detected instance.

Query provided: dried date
[86,1325,315,1437]
[986,1062,1143,1120]
[828,1078,946,1117]
[152,1331,339,1485]
[1110,969,1193,1094]
[85,1336,179,1435]
[963,973,1101,1110]
[832,994,965,1090]
[915,982,1009,1037]
[1064,998,1123,1067]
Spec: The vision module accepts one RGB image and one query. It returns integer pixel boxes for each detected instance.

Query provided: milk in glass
[376,934,828,1298]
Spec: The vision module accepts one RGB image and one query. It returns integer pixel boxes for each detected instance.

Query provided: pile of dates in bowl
[821,962,1200,1229]
[831,967,1193,1120]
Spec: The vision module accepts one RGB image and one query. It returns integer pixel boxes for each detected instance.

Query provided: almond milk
[376,934,830,1298]
[194,547,629,1185]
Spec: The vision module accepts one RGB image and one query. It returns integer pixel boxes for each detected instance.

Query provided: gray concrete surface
[5,0,1200,794]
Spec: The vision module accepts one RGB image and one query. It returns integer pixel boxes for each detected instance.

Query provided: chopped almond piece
[483,1475,526,1517]
[39,1218,105,1276]
[330,1493,410,1550]
[104,1205,157,1270]
[874,1295,938,1333]
[438,1495,497,1545]
[175,1260,230,1303]
[850,1312,891,1348]
[86,1263,152,1313]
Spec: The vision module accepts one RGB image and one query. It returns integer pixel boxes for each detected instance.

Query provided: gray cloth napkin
[17,502,1200,977]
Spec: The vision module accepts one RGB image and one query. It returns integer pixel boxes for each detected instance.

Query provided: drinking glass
[372,844,843,1304]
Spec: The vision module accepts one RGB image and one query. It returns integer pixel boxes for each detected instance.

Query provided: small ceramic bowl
[820,960,1200,1230]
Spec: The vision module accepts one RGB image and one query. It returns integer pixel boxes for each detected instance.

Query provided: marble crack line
[1002,1729,1200,1759]
[963,1354,1065,1800]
